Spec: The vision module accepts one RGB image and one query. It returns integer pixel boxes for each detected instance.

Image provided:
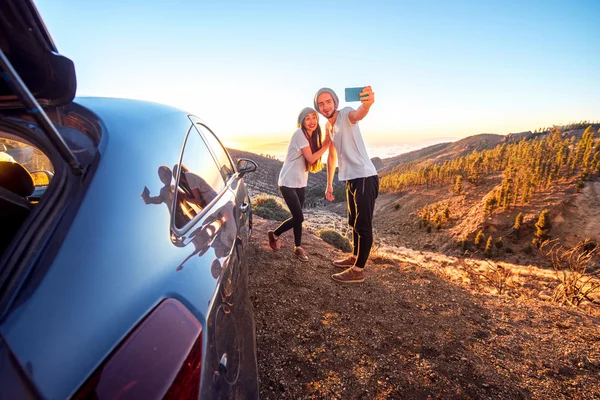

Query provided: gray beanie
[313,87,339,112]
[297,107,318,128]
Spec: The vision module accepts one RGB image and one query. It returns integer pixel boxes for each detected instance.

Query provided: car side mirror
[237,158,257,177]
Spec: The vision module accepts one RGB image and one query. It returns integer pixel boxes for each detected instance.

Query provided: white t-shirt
[278,128,310,188]
[330,107,377,181]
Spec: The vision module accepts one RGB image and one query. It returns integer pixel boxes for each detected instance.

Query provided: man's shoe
[333,255,356,269]
[331,267,364,283]
[294,246,309,262]
[268,230,280,251]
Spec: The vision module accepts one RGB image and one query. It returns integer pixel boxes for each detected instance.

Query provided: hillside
[378,125,599,174]
[238,125,600,398]
[228,148,328,198]
[249,217,600,399]
[379,134,505,173]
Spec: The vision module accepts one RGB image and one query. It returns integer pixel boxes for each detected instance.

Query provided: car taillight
[73,299,202,400]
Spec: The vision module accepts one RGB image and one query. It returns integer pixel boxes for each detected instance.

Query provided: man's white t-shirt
[278,128,310,188]
[330,107,377,181]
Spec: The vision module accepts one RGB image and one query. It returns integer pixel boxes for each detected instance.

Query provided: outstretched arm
[348,85,375,124]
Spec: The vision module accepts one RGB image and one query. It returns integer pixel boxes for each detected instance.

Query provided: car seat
[0,161,35,254]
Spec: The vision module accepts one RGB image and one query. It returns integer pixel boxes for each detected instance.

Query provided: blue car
[0,1,259,399]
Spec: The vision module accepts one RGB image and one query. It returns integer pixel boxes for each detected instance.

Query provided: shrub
[394,203,400,210]
[495,237,504,250]
[461,235,469,252]
[460,259,512,295]
[316,229,352,252]
[251,195,291,221]
[540,239,600,308]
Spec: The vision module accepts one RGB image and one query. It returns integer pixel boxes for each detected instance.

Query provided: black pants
[347,175,379,268]
[274,186,305,247]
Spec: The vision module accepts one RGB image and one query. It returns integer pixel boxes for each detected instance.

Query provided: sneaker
[332,255,356,269]
[294,246,309,262]
[267,230,280,251]
[331,267,364,283]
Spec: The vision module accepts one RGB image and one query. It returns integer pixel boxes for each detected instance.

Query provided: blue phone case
[345,87,364,102]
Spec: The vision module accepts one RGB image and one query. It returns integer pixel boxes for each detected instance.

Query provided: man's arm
[348,85,375,124]
[325,142,337,201]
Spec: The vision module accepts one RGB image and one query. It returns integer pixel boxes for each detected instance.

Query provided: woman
[267,107,331,261]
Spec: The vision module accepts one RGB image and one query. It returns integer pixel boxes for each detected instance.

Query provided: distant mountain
[379,126,600,174]
[379,133,506,173]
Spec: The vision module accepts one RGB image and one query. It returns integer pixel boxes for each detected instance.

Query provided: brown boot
[294,246,309,262]
[332,255,356,269]
[267,230,280,251]
[331,267,364,283]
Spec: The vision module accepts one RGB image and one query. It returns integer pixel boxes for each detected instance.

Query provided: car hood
[0,0,76,109]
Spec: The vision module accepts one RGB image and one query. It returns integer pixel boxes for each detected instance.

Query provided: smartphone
[345,87,365,102]
[141,186,150,197]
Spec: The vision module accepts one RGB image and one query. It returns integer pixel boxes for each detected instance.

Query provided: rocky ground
[248,217,600,400]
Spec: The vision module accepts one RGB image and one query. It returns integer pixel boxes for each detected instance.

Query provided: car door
[173,117,258,398]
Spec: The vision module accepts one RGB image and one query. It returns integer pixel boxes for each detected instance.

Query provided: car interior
[0,137,53,254]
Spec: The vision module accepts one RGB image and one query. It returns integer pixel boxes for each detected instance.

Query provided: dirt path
[248,217,600,399]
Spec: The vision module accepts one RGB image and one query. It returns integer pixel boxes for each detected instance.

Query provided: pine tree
[484,236,494,256]
[475,230,485,248]
[513,212,524,239]
[483,196,497,216]
[433,214,442,230]
[443,204,450,220]
[534,209,552,242]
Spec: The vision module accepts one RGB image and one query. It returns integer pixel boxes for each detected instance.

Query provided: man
[314,86,379,284]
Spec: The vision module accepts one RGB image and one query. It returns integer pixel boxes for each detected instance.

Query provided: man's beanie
[297,107,318,128]
[313,88,339,111]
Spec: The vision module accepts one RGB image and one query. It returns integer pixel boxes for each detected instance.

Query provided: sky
[34,0,600,159]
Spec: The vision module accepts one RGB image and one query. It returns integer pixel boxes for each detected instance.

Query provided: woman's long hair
[302,124,323,173]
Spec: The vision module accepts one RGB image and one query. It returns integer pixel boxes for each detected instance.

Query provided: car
[0,1,260,399]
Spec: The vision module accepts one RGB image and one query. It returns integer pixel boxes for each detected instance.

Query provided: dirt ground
[248,217,600,400]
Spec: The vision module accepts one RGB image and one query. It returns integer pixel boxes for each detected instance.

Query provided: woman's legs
[273,186,305,247]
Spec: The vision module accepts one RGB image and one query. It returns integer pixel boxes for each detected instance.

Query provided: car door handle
[240,202,249,213]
